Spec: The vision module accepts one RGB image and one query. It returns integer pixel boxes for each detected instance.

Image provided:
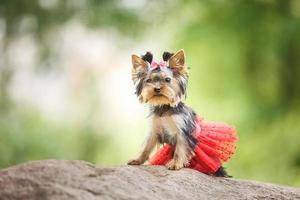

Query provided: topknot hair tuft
[162,51,174,62]
[142,52,153,64]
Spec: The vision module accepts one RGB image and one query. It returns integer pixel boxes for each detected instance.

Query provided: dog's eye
[146,79,152,83]
[165,77,171,83]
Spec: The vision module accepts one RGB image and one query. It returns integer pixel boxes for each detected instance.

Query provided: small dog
[128,50,237,177]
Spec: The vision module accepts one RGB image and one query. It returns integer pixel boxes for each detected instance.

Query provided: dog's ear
[132,54,148,70]
[169,49,187,75]
[131,54,148,83]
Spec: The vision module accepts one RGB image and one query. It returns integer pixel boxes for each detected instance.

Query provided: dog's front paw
[166,159,184,170]
[127,159,143,165]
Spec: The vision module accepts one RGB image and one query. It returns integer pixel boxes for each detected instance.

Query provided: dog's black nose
[154,88,161,93]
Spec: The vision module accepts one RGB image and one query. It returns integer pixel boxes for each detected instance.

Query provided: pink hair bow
[149,61,167,71]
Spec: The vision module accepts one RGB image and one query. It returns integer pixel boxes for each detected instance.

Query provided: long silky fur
[150,102,198,149]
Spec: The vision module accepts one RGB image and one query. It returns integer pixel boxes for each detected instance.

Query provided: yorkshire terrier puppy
[128,50,237,177]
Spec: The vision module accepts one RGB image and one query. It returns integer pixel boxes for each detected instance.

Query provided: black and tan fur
[128,50,229,177]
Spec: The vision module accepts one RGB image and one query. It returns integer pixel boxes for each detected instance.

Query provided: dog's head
[131,49,188,107]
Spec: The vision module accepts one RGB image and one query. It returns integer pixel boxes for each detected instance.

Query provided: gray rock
[0,160,299,200]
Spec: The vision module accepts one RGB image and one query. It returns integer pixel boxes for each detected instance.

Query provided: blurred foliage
[174,0,300,186]
[0,0,143,36]
[1,0,300,187]
[0,0,144,110]
[0,105,111,168]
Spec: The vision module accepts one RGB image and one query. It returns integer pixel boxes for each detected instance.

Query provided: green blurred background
[1,0,300,187]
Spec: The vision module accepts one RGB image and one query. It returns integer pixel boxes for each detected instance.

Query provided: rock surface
[0,160,299,200]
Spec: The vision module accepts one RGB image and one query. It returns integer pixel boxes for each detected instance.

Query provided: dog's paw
[166,159,184,170]
[127,159,142,165]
